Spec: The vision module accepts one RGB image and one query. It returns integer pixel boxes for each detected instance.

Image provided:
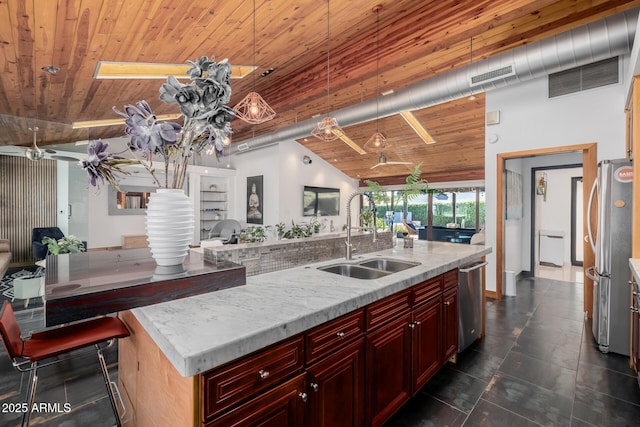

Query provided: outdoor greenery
[375,200,486,229]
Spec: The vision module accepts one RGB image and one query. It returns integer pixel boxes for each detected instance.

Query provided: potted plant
[41,235,86,255]
[239,225,271,243]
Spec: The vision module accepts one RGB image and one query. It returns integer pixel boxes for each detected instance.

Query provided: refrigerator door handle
[587,178,598,255]
[586,265,599,282]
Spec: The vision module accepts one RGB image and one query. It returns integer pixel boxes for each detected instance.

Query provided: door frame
[495,143,597,316]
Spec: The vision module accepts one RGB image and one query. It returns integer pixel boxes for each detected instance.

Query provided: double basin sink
[318,258,421,280]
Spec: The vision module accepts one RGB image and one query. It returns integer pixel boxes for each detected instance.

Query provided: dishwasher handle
[459,261,488,273]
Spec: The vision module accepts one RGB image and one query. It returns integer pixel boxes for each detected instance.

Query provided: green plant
[275,222,286,239]
[360,209,374,229]
[42,235,86,255]
[365,163,429,224]
[238,225,271,243]
[281,220,314,239]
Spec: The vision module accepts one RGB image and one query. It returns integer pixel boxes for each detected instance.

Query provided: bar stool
[0,301,130,426]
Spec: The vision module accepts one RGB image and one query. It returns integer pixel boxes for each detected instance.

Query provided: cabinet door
[442,288,458,362]
[307,338,364,427]
[205,373,306,427]
[365,313,412,427]
[411,295,442,394]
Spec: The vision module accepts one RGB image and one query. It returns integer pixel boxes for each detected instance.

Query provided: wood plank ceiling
[0,0,638,183]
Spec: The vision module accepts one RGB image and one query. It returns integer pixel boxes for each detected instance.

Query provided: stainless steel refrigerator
[587,158,633,356]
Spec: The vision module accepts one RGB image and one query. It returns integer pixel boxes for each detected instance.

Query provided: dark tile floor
[387,276,640,427]
[1,276,639,426]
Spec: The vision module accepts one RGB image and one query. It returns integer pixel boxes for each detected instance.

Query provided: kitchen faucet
[345,190,377,260]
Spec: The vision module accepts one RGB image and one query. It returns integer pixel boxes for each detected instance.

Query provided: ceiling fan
[370,150,412,169]
[25,127,45,161]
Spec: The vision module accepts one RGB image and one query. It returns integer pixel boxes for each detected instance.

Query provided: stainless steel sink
[318,258,420,280]
[318,264,391,280]
[359,258,420,273]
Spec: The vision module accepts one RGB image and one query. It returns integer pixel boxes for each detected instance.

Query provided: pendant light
[234,0,276,124]
[311,0,344,141]
[364,5,387,152]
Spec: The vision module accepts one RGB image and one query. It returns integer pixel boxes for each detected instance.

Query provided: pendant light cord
[375,7,380,133]
[253,0,257,93]
[326,0,331,115]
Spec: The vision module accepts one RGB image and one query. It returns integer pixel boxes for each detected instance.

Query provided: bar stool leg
[21,363,38,427]
[96,344,122,427]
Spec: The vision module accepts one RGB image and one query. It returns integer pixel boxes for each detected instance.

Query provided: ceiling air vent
[549,57,618,98]
[469,65,515,87]
[237,143,250,151]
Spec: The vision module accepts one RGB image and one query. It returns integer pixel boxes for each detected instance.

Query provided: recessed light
[260,68,276,77]
[41,65,59,75]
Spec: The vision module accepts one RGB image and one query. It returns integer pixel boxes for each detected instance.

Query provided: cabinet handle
[632,307,639,314]
[310,382,319,392]
[258,370,270,380]
[444,301,451,306]
[299,392,308,402]
[408,323,415,329]
[336,332,345,339]
[414,321,421,325]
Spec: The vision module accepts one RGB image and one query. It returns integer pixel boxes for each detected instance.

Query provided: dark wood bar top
[43,248,246,326]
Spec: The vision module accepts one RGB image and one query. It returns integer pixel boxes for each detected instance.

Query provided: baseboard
[484,290,498,300]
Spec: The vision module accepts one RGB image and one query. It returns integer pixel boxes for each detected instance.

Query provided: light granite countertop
[630,258,640,280]
[131,240,491,377]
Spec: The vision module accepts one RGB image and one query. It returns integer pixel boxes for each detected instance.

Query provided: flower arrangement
[82,55,235,190]
[41,235,86,255]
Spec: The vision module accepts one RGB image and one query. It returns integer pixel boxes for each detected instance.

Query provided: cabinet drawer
[201,336,304,421]
[412,276,443,308]
[204,372,306,427]
[443,269,458,290]
[366,289,411,332]
[305,309,364,365]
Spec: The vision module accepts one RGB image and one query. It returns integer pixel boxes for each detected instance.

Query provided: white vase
[146,189,194,266]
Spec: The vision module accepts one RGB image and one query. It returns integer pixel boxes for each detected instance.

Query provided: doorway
[530,164,583,283]
[495,143,597,317]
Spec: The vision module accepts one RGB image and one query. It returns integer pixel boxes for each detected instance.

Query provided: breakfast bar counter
[118,239,491,426]
[128,240,490,376]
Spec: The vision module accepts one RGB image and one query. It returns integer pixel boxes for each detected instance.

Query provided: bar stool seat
[0,301,130,426]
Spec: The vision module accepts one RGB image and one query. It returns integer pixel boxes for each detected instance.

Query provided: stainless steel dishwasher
[458,260,487,352]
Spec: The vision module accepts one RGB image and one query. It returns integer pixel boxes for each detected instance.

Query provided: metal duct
[228,9,638,155]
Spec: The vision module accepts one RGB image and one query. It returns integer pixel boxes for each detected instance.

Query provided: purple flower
[113,101,182,157]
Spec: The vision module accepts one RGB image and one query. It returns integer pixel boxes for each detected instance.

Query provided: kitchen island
[118,239,491,426]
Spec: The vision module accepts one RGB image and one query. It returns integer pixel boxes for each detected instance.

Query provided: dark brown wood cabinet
[442,287,459,362]
[306,337,365,427]
[201,336,304,422]
[411,295,442,394]
[204,373,307,427]
[365,313,413,427]
[198,269,461,427]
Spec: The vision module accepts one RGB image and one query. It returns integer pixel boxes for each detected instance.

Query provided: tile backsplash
[204,232,393,276]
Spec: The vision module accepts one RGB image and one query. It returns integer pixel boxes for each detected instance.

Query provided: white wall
[504,159,523,276]
[484,63,628,292]
[228,139,359,236]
